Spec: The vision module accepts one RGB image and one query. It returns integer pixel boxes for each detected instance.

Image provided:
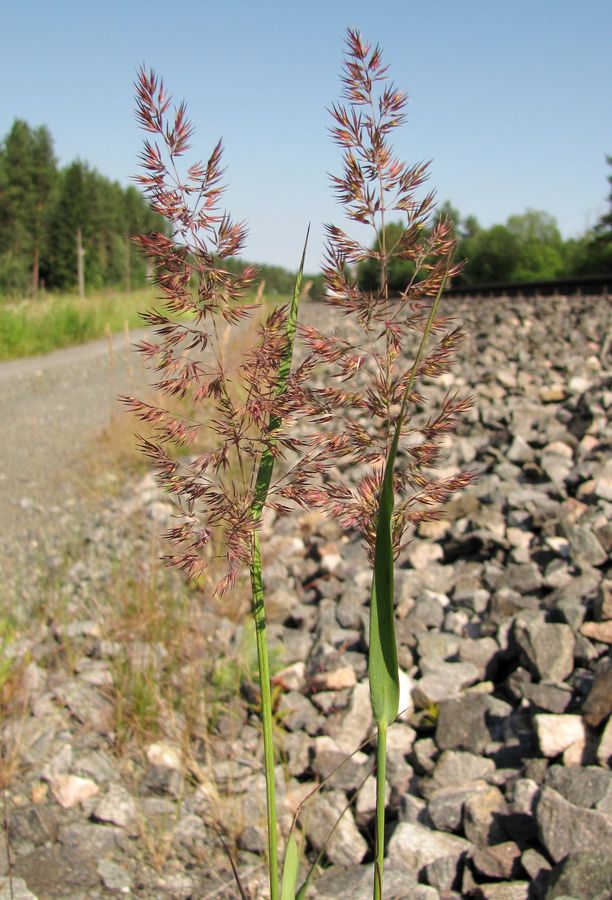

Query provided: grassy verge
[0,288,293,361]
[0,288,156,360]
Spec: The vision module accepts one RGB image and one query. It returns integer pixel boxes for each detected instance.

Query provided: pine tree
[0,120,56,294]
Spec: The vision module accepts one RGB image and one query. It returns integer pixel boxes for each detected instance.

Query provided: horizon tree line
[1,119,610,298]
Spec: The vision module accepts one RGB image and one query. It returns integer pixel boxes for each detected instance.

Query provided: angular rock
[520,847,552,884]
[304,791,367,866]
[470,882,529,900]
[313,864,437,900]
[98,859,133,892]
[534,714,586,758]
[472,841,522,881]
[326,680,372,753]
[427,751,495,795]
[428,781,491,833]
[277,691,321,734]
[537,786,612,862]
[463,785,508,846]
[598,716,612,767]
[412,661,480,707]
[435,693,511,753]
[581,619,612,644]
[311,735,371,791]
[544,851,612,900]
[423,852,462,891]
[49,774,99,809]
[93,783,137,829]
[516,620,575,683]
[386,820,472,874]
[545,764,611,809]
[582,661,612,728]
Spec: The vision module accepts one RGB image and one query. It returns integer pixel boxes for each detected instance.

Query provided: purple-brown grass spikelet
[281,29,476,558]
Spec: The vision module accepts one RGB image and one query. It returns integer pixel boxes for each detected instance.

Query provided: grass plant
[127,30,473,899]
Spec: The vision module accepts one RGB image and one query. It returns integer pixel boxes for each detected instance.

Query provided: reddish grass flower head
[125,69,313,594]
[289,30,476,557]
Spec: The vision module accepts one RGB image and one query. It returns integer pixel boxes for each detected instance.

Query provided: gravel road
[0,329,150,607]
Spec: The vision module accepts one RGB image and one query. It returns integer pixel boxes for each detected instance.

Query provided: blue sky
[2,0,611,270]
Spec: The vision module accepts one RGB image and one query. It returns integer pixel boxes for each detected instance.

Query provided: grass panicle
[129,30,474,900]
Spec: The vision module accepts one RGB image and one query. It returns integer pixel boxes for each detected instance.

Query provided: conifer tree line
[0,119,163,297]
[2,118,609,299]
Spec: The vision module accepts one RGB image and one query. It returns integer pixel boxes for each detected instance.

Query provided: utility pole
[76,227,85,299]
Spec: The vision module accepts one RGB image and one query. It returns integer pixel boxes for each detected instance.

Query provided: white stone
[397,669,415,720]
[407,541,444,570]
[146,741,182,770]
[272,661,306,692]
[50,774,99,808]
[534,714,586,758]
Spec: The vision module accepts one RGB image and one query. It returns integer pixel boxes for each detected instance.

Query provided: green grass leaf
[368,260,452,728]
[280,833,300,900]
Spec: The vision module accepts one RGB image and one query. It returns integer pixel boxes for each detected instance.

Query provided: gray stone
[427,751,495,794]
[545,851,612,900]
[470,883,530,900]
[141,763,183,797]
[311,735,371,791]
[281,730,310,776]
[537,786,612,863]
[237,824,266,854]
[58,822,121,858]
[456,637,499,679]
[93,783,137,829]
[472,841,522,881]
[463,785,508,846]
[521,680,573,713]
[8,805,58,847]
[562,522,608,567]
[427,781,491,833]
[417,632,459,662]
[411,737,438,775]
[412,661,480,706]
[386,820,471,874]
[545,764,611,808]
[277,690,321,734]
[507,562,543,594]
[582,660,612,726]
[326,680,372,753]
[435,693,511,753]
[423,852,461,891]
[516,619,575,682]
[313,864,437,900]
[304,791,367,866]
[520,847,552,883]
[98,859,133,892]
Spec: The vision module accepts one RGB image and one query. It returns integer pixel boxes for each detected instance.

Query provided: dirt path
[0,330,150,607]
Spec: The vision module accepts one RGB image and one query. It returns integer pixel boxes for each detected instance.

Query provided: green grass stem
[248,230,309,900]
[369,261,452,899]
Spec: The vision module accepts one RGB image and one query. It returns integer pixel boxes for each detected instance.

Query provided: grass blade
[280,833,300,900]
[369,260,452,899]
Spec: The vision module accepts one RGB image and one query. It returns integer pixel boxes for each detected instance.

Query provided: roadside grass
[0,287,157,360]
[0,286,293,361]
